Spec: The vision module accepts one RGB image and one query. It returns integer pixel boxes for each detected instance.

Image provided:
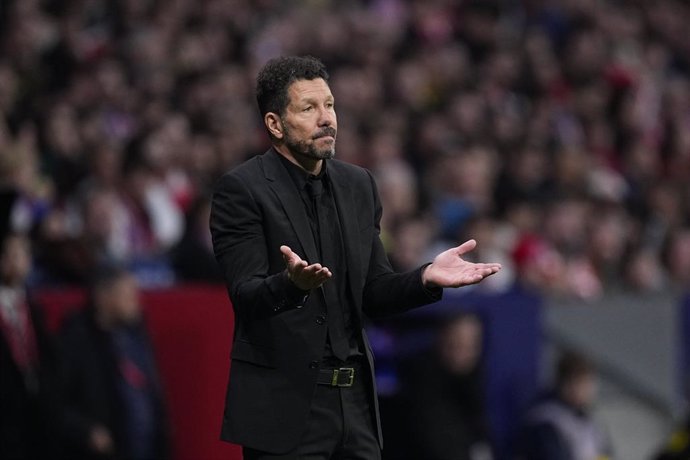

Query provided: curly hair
[255,55,329,117]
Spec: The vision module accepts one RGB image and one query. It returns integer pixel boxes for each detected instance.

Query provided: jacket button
[315,315,326,325]
[309,361,319,369]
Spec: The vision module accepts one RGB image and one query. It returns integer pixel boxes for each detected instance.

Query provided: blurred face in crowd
[95,273,142,326]
[561,372,598,411]
[438,314,483,375]
[83,189,117,241]
[667,229,690,284]
[0,234,31,287]
[269,78,337,168]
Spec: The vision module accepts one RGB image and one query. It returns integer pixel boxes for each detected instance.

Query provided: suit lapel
[261,150,319,264]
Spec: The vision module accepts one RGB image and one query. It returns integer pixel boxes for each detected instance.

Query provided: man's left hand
[422,239,502,288]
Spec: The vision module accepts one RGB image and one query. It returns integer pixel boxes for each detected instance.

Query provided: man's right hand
[280,245,332,291]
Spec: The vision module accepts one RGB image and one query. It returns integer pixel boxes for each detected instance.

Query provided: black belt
[316,366,356,387]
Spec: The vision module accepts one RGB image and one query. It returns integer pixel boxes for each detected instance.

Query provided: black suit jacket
[210,149,441,454]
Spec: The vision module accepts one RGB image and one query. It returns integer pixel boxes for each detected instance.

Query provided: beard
[282,124,336,161]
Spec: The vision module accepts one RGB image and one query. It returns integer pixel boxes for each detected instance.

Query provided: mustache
[313,127,337,139]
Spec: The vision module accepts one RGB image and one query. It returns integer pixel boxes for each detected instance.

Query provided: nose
[318,106,336,127]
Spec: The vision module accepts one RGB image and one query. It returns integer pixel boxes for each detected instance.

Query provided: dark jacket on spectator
[400,352,493,460]
[0,297,61,460]
[515,392,612,460]
[58,307,171,460]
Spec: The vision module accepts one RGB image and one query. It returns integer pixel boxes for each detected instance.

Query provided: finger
[299,266,332,289]
[291,259,308,277]
[475,263,502,272]
[311,273,332,286]
[302,263,323,273]
[455,239,477,256]
[479,265,502,277]
[303,264,332,279]
[315,267,332,278]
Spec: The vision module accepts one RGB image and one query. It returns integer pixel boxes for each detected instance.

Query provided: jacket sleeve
[361,170,442,318]
[210,172,308,322]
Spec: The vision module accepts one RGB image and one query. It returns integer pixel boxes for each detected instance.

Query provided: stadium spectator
[515,350,612,460]
[401,313,494,460]
[58,266,171,460]
[0,227,61,459]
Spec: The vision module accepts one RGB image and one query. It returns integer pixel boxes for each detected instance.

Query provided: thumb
[280,245,302,267]
[280,245,294,261]
[456,239,477,256]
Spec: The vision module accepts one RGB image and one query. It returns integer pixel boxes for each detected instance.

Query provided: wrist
[421,263,436,288]
[284,270,310,296]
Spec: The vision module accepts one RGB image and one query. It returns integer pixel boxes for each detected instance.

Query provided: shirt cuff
[420,263,443,300]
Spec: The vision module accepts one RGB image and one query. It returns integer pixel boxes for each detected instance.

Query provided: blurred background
[1,0,689,459]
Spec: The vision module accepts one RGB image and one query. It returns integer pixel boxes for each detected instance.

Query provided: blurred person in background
[515,350,612,460]
[119,143,184,262]
[171,194,223,283]
[662,227,690,291]
[34,186,129,284]
[0,199,61,458]
[511,233,567,297]
[584,202,633,289]
[59,266,170,460]
[622,245,667,293]
[401,313,494,460]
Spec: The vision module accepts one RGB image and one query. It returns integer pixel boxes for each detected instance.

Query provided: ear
[264,112,284,140]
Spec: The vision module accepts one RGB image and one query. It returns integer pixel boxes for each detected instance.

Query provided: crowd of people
[0,0,689,297]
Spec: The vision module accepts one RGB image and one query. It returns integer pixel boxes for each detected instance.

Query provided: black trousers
[242,362,381,460]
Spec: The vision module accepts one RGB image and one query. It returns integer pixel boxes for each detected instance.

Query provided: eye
[303,105,313,112]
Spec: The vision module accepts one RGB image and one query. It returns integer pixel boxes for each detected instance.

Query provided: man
[402,313,493,460]
[516,351,612,460]
[210,55,501,459]
[0,231,60,459]
[59,266,170,460]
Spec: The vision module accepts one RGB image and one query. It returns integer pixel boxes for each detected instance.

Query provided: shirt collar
[274,149,328,191]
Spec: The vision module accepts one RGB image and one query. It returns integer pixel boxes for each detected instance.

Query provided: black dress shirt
[277,151,362,360]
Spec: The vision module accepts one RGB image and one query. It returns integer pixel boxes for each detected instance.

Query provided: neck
[274,144,322,175]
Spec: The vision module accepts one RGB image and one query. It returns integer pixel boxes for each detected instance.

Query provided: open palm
[423,239,502,288]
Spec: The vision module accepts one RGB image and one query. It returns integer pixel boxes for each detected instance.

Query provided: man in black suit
[210,55,501,460]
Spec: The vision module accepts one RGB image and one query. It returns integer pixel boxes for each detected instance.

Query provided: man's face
[279,78,337,161]
[96,274,142,325]
[563,373,598,410]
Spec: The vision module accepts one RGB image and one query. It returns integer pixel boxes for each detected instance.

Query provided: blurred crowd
[1,0,690,296]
